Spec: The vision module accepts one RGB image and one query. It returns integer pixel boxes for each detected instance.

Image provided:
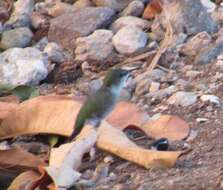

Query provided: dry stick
[147,12,173,72]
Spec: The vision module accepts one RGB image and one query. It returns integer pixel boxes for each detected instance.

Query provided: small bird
[69,68,130,140]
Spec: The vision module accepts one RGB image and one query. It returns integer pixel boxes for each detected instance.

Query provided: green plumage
[69,69,129,140]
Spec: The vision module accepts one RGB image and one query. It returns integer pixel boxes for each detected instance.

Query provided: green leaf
[48,135,59,147]
[11,85,39,101]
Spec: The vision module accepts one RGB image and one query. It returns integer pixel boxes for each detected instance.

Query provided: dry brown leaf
[142,0,163,19]
[0,95,81,139]
[0,147,46,173]
[141,115,190,141]
[7,170,41,190]
[97,121,182,169]
[107,101,149,129]
[0,102,18,120]
[44,125,97,189]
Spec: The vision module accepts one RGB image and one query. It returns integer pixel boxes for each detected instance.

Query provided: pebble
[44,42,65,64]
[0,27,33,50]
[120,1,145,17]
[167,91,198,107]
[200,94,221,105]
[112,26,148,54]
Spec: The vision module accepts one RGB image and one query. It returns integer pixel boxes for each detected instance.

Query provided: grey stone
[112,26,147,54]
[44,42,65,64]
[180,31,212,57]
[48,7,115,53]
[93,0,134,12]
[120,1,144,17]
[111,16,151,33]
[195,41,223,64]
[0,47,48,85]
[152,0,217,38]
[5,0,34,28]
[167,91,198,107]
[200,94,220,105]
[0,27,33,50]
[75,29,115,62]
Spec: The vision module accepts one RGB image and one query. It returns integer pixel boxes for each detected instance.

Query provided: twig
[147,6,173,72]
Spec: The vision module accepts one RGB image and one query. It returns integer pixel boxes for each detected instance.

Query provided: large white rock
[0,47,48,85]
[112,26,147,54]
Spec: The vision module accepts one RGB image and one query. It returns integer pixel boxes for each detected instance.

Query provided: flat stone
[111,16,151,33]
[180,31,212,57]
[48,7,115,53]
[200,94,220,105]
[75,29,115,63]
[167,91,197,107]
[0,47,48,85]
[44,42,65,64]
[195,41,223,64]
[120,1,144,17]
[5,0,34,28]
[112,26,147,54]
[93,0,134,12]
[0,27,33,50]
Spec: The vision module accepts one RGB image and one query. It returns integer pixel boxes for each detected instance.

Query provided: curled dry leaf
[7,170,41,190]
[0,147,46,174]
[0,95,81,139]
[142,0,163,19]
[44,125,97,189]
[97,121,182,169]
[142,115,190,141]
[107,101,149,129]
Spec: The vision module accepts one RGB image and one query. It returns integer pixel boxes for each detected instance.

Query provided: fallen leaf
[142,0,163,19]
[0,101,18,120]
[107,101,149,129]
[97,121,182,169]
[0,95,20,103]
[0,147,46,174]
[44,125,97,189]
[141,115,190,141]
[7,170,41,190]
[0,95,81,139]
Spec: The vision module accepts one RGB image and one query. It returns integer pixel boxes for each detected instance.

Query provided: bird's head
[103,69,130,92]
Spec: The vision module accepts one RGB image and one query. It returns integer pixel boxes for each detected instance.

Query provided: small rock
[180,31,212,57]
[111,16,151,33]
[167,91,197,107]
[186,70,201,78]
[31,12,49,29]
[149,81,160,92]
[48,7,115,53]
[120,1,144,17]
[47,1,74,17]
[0,27,33,50]
[44,42,65,64]
[216,60,223,70]
[148,69,165,81]
[104,155,114,163]
[75,29,115,63]
[195,40,223,64]
[0,47,48,85]
[113,26,148,54]
[34,37,48,51]
[0,5,9,23]
[212,6,223,25]
[201,0,216,13]
[196,118,209,123]
[73,0,93,9]
[146,85,176,100]
[200,94,221,105]
[5,0,34,28]
[93,0,134,12]
[186,130,198,141]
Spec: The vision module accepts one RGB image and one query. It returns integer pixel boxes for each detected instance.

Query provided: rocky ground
[1,0,223,189]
